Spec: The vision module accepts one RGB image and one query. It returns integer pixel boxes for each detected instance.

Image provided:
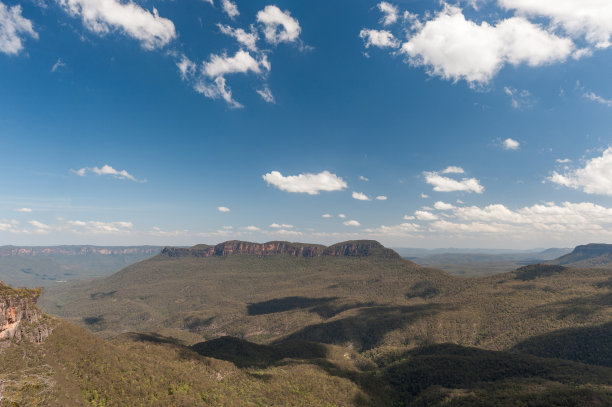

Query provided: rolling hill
[3,275,612,406]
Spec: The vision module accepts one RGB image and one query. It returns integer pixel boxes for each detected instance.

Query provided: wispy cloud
[71,165,145,182]
[0,2,38,55]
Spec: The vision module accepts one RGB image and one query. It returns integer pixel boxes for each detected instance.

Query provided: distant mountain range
[0,245,162,287]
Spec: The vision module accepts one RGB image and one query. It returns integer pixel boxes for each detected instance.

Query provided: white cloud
[14,207,32,213]
[400,4,574,85]
[359,29,399,48]
[415,210,438,221]
[420,193,430,199]
[202,0,213,5]
[203,49,264,78]
[343,220,361,226]
[503,138,520,150]
[352,191,371,201]
[375,195,388,200]
[195,76,243,108]
[177,55,196,80]
[549,147,612,195]
[359,175,369,181]
[403,215,415,220]
[72,165,144,182]
[378,2,399,26]
[424,171,484,193]
[338,214,346,218]
[217,206,231,212]
[67,220,133,234]
[262,170,347,195]
[29,220,51,233]
[244,225,260,231]
[51,58,66,72]
[499,0,612,49]
[434,201,455,210]
[442,166,464,174]
[256,5,301,45]
[364,222,420,236]
[322,214,333,218]
[270,223,293,228]
[504,86,534,109]
[268,228,302,236]
[256,86,275,103]
[584,91,612,107]
[556,158,572,164]
[218,24,258,51]
[0,2,38,55]
[220,0,239,19]
[57,0,176,50]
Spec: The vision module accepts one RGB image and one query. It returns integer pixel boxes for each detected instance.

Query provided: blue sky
[1,0,612,248]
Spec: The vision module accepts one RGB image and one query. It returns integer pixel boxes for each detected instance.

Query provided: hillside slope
[549,243,612,268]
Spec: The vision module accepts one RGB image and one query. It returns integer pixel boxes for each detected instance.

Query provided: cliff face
[0,283,51,349]
[161,240,401,259]
[549,243,612,267]
[0,246,161,257]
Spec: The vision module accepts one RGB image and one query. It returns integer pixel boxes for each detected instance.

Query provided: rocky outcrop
[161,240,401,259]
[0,282,51,350]
[0,245,161,257]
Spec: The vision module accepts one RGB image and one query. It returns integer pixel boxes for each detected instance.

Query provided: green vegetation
[1,241,610,405]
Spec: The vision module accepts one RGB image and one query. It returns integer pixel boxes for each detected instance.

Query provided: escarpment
[160,240,401,259]
[0,282,52,350]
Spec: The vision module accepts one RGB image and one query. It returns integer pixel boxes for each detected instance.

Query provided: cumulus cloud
[270,223,293,228]
[549,147,612,195]
[72,165,144,182]
[376,195,388,200]
[195,49,270,108]
[359,29,399,48]
[203,49,265,78]
[556,158,572,164]
[218,24,258,51]
[359,176,369,181]
[244,225,260,231]
[352,191,371,201]
[420,193,430,199]
[499,0,612,49]
[442,166,464,174]
[57,0,176,50]
[424,171,484,193]
[434,201,455,210]
[219,0,239,19]
[338,214,346,218]
[217,206,231,212]
[343,220,361,226]
[256,5,301,45]
[322,214,333,218]
[262,170,347,195]
[400,4,574,85]
[0,2,38,55]
[14,207,32,213]
[503,138,520,150]
[415,210,438,221]
[378,2,399,26]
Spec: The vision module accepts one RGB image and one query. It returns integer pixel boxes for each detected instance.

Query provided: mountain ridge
[161,240,401,259]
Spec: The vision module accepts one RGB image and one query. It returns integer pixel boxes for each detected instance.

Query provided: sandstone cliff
[0,282,51,350]
[161,240,400,259]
